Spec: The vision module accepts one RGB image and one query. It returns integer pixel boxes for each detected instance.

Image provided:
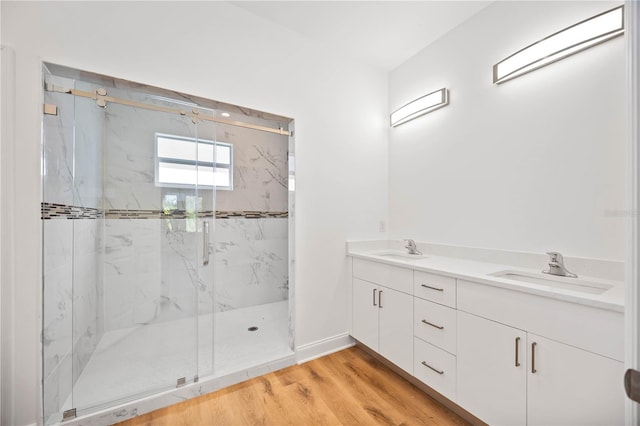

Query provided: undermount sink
[370,251,428,261]
[489,270,612,295]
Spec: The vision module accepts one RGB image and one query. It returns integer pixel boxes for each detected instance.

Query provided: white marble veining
[347,240,625,312]
[53,301,292,425]
[215,125,288,212]
[43,75,104,209]
[43,219,104,422]
[43,75,75,207]
[104,101,195,210]
[103,219,162,330]
[103,217,287,331]
[73,93,104,209]
[72,219,104,382]
[159,217,214,321]
[214,218,288,311]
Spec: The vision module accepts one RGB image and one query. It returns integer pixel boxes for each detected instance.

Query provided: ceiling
[231,1,492,72]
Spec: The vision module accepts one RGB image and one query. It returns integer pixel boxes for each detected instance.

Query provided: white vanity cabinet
[349,254,625,425]
[352,259,414,373]
[457,281,625,426]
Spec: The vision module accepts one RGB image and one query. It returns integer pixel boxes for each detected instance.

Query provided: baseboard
[295,332,355,364]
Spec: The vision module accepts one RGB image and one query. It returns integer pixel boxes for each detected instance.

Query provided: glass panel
[42,71,77,425]
[211,122,292,377]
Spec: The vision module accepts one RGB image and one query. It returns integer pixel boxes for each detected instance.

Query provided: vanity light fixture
[493,5,624,84]
[390,88,449,127]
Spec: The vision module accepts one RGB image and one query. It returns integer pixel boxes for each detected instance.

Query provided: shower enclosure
[41,63,294,424]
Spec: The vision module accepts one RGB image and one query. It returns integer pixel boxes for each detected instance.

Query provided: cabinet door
[352,278,379,351]
[527,333,625,426]
[378,286,414,373]
[457,311,527,425]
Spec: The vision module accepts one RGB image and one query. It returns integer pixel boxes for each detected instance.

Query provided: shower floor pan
[62,300,292,415]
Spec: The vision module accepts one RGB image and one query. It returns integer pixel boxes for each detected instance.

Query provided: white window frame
[154,133,233,190]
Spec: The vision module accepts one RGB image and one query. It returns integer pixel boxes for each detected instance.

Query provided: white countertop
[347,248,624,313]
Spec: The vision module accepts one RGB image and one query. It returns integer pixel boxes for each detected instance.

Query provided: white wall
[389,1,626,261]
[0,2,388,424]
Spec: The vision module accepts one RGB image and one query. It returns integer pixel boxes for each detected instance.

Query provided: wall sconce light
[493,5,624,84]
[390,88,449,127]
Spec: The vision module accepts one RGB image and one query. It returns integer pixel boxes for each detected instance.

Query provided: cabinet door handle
[421,319,444,330]
[373,289,377,306]
[378,290,383,308]
[531,342,537,373]
[515,337,521,367]
[421,361,444,375]
[421,284,444,292]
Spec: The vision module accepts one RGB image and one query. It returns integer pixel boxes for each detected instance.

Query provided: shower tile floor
[64,301,292,414]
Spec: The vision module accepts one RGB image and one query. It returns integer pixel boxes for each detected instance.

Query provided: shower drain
[248,326,259,332]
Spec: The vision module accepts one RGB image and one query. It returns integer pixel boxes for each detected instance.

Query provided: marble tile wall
[214,218,288,311]
[43,75,76,207]
[103,219,162,330]
[42,219,74,421]
[102,216,287,329]
[103,99,196,210]
[42,218,104,421]
[214,125,288,212]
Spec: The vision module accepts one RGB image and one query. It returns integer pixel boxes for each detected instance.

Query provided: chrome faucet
[404,239,423,255]
[542,251,577,278]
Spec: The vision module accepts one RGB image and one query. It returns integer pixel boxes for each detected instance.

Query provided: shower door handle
[203,221,210,266]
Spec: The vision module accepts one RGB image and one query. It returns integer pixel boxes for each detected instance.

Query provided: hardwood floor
[117,346,469,426]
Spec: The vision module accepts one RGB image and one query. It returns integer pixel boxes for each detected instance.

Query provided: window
[155,134,233,190]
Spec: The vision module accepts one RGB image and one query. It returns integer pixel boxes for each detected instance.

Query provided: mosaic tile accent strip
[42,203,288,220]
[105,209,215,219]
[105,210,288,219]
[41,203,102,220]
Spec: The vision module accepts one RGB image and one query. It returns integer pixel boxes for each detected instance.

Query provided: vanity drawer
[414,338,457,402]
[414,298,456,354]
[414,271,456,307]
[353,258,413,294]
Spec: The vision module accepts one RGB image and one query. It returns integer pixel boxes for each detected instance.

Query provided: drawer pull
[531,342,537,374]
[515,337,520,367]
[421,319,444,330]
[421,361,444,375]
[421,284,444,292]
[373,289,377,306]
[378,290,383,308]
